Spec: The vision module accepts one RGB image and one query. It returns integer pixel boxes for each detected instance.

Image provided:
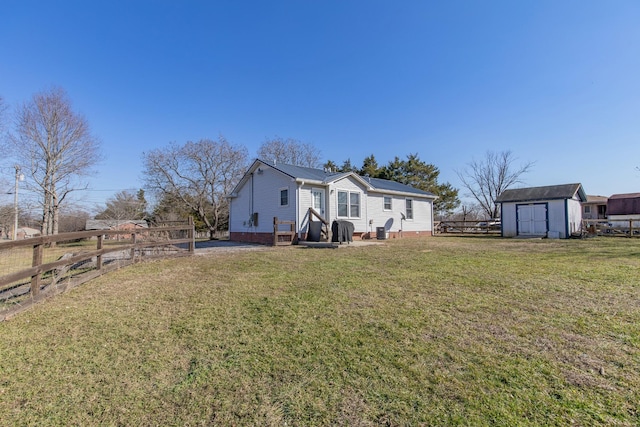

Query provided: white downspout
[297,181,304,240]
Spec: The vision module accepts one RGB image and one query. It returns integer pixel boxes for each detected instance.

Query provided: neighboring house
[495,183,587,239]
[16,227,41,240]
[607,193,640,229]
[582,195,608,219]
[85,220,149,239]
[227,159,437,244]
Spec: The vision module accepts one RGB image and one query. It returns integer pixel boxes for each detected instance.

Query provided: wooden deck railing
[273,217,297,245]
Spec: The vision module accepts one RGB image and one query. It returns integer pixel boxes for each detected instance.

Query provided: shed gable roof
[495,183,587,203]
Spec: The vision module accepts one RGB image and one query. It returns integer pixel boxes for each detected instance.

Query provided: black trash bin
[308,221,322,242]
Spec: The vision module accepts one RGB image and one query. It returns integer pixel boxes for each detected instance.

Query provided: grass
[0,236,639,425]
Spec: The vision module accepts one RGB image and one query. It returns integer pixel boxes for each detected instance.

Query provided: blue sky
[2,0,640,210]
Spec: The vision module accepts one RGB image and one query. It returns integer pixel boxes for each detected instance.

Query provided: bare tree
[0,95,7,135]
[142,137,248,239]
[8,87,101,236]
[258,137,321,167]
[95,189,147,221]
[456,150,534,219]
[58,207,92,233]
[0,204,13,239]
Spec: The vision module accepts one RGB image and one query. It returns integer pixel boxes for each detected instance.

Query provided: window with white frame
[337,190,361,218]
[383,195,392,210]
[405,198,413,220]
[280,188,289,206]
[350,192,360,217]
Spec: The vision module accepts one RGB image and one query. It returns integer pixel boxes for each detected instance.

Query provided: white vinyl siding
[229,166,296,233]
[365,192,433,234]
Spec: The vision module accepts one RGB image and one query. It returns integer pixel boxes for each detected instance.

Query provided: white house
[227,159,437,244]
[495,183,587,239]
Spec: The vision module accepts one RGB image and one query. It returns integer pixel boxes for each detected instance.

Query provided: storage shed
[495,183,587,239]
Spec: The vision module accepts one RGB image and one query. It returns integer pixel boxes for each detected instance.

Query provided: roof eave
[368,188,437,199]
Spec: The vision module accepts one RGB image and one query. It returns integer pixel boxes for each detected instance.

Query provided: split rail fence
[434,220,501,235]
[582,219,640,237]
[0,220,194,320]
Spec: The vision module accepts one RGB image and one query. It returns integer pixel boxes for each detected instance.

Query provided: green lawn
[1,236,638,426]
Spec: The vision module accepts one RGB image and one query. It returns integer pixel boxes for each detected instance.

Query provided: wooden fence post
[131,232,137,261]
[188,217,195,253]
[273,217,278,246]
[31,243,43,297]
[96,235,103,270]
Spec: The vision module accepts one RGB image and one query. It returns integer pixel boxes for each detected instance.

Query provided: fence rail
[582,219,640,237]
[434,220,501,235]
[0,220,194,320]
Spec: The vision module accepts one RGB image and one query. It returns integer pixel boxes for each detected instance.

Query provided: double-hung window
[337,190,361,218]
[405,198,413,220]
[280,188,289,207]
[350,192,360,218]
[383,196,392,211]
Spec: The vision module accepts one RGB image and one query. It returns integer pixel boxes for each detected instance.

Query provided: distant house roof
[230,159,437,199]
[495,183,587,203]
[85,220,149,230]
[18,227,41,237]
[607,193,640,215]
[584,195,608,204]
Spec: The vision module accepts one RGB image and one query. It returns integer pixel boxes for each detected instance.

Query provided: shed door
[517,204,547,236]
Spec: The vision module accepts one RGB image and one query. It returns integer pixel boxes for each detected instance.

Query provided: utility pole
[13,165,23,240]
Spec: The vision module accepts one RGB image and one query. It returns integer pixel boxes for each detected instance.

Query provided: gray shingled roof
[262,160,343,182]
[262,160,435,198]
[367,177,434,197]
[495,183,587,203]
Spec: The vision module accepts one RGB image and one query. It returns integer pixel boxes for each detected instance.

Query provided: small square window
[384,196,392,210]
